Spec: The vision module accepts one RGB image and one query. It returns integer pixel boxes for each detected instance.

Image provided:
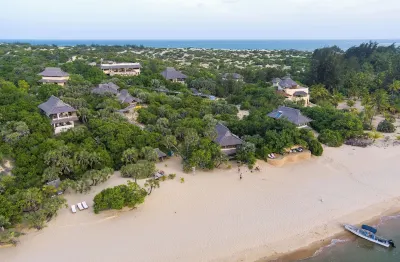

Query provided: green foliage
[168,173,176,179]
[318,130,344,147]
[93,181,147,214]
[229,111,322,158]
[120,160,156,182]
[308,139,324,156]
[302,107,363,139]
[377,120,395,133]
[144,178,160,195]
[180,177,185,183]
[236,142,257,168]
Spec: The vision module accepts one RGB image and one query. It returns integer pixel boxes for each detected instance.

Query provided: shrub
[180,177,185,183]
[346,100,355,107]
[318,130,344,147]
[377,120,395,133]
[308,139,323,156]
[363,122,373,131]
[93,182,147,214]
[168,173,176,180]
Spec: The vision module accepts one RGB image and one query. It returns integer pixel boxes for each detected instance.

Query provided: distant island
[1,41,400,262]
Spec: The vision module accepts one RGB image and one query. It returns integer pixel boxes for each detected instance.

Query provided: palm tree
[144,178,160,195]
[373,89,389,114]
[121,148,139,164]
[389,80,400,95]
[141,147,158,162]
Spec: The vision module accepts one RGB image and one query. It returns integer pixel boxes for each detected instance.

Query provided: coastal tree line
[0,41,398,243]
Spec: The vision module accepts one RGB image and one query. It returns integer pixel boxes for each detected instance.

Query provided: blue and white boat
[344,224,396,248]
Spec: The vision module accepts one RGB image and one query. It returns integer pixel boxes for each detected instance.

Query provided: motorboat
[344,224,395,248]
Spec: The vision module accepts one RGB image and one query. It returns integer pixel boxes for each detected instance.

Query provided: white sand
[1,146,400,262]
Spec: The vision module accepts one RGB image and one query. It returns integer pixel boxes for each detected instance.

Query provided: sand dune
[1,145,400,262]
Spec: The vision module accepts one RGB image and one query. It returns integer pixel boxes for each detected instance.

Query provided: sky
[1,0,399,39]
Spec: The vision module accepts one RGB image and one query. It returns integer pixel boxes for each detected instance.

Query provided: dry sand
[1,146,400,262]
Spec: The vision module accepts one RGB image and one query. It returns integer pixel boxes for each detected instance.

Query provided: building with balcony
[161,67,187,84]
[38,67,69,86]
[38,96,78,134]
[100,63,141,76]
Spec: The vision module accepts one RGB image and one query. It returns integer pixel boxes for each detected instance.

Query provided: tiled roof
[278,76,298,88]
[38,67,69,77]
[272,78,281,83]
[161,67,187,80]
[214,123,243,147]
[38,96,76,116]
[155,148,167,158]
[267,106,312,126]
[91,82,120,95]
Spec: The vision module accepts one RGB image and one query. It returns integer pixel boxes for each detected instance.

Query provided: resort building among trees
[267,106,312,128]
[100,63,141,76]
[214,123,243,156]
[117,89,143,104]
[161,67,187,84]
[222,73,243,81]
[38,67,69,86]
[38,96,78,134]
[91,82,120,95]
[272,76,310,106]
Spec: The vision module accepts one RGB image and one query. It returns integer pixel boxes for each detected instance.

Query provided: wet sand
[1,145,400,262]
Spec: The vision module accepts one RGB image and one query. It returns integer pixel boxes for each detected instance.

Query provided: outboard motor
[388,240,396,248]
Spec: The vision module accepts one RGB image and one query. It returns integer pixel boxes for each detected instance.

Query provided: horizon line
[1,38,400,41]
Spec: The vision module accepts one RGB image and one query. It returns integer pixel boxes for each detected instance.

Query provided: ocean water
[299,215,400,262]
[1,39,399,51]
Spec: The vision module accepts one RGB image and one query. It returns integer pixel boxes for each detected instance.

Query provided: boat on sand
[344,224,396,248]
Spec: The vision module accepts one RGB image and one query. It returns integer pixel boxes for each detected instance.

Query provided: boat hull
[344,224,390,248]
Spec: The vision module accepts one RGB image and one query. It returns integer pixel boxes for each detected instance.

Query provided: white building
[38,67,69,86]
[100,63,141,76]
[38,96,78,134]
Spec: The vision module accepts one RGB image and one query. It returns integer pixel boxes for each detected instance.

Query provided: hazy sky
[1,0,399,39]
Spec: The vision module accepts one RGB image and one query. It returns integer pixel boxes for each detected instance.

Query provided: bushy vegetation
[302,107,363,139]
[229,111,322,157]
[93,182,147,214]
[377,120,396,133]
[318,130,344,147]
[1,40,399,242]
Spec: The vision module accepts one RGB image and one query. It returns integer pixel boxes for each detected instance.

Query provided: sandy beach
[1,145,400,262]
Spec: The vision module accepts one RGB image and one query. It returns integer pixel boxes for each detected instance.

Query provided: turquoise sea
[1,39,399,51]
[296,214,400,262]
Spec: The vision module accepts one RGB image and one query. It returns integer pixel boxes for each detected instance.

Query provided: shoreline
[1,145,400,262]
[256,201,400,262]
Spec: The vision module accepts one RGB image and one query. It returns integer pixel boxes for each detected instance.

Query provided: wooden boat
[344,224,396,248]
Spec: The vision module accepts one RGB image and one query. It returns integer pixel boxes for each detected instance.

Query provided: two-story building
[38,96,78,134]
[100,63,141,76]
[38,67,69,86]
[272,76,310,106]
[161,67,187,84]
